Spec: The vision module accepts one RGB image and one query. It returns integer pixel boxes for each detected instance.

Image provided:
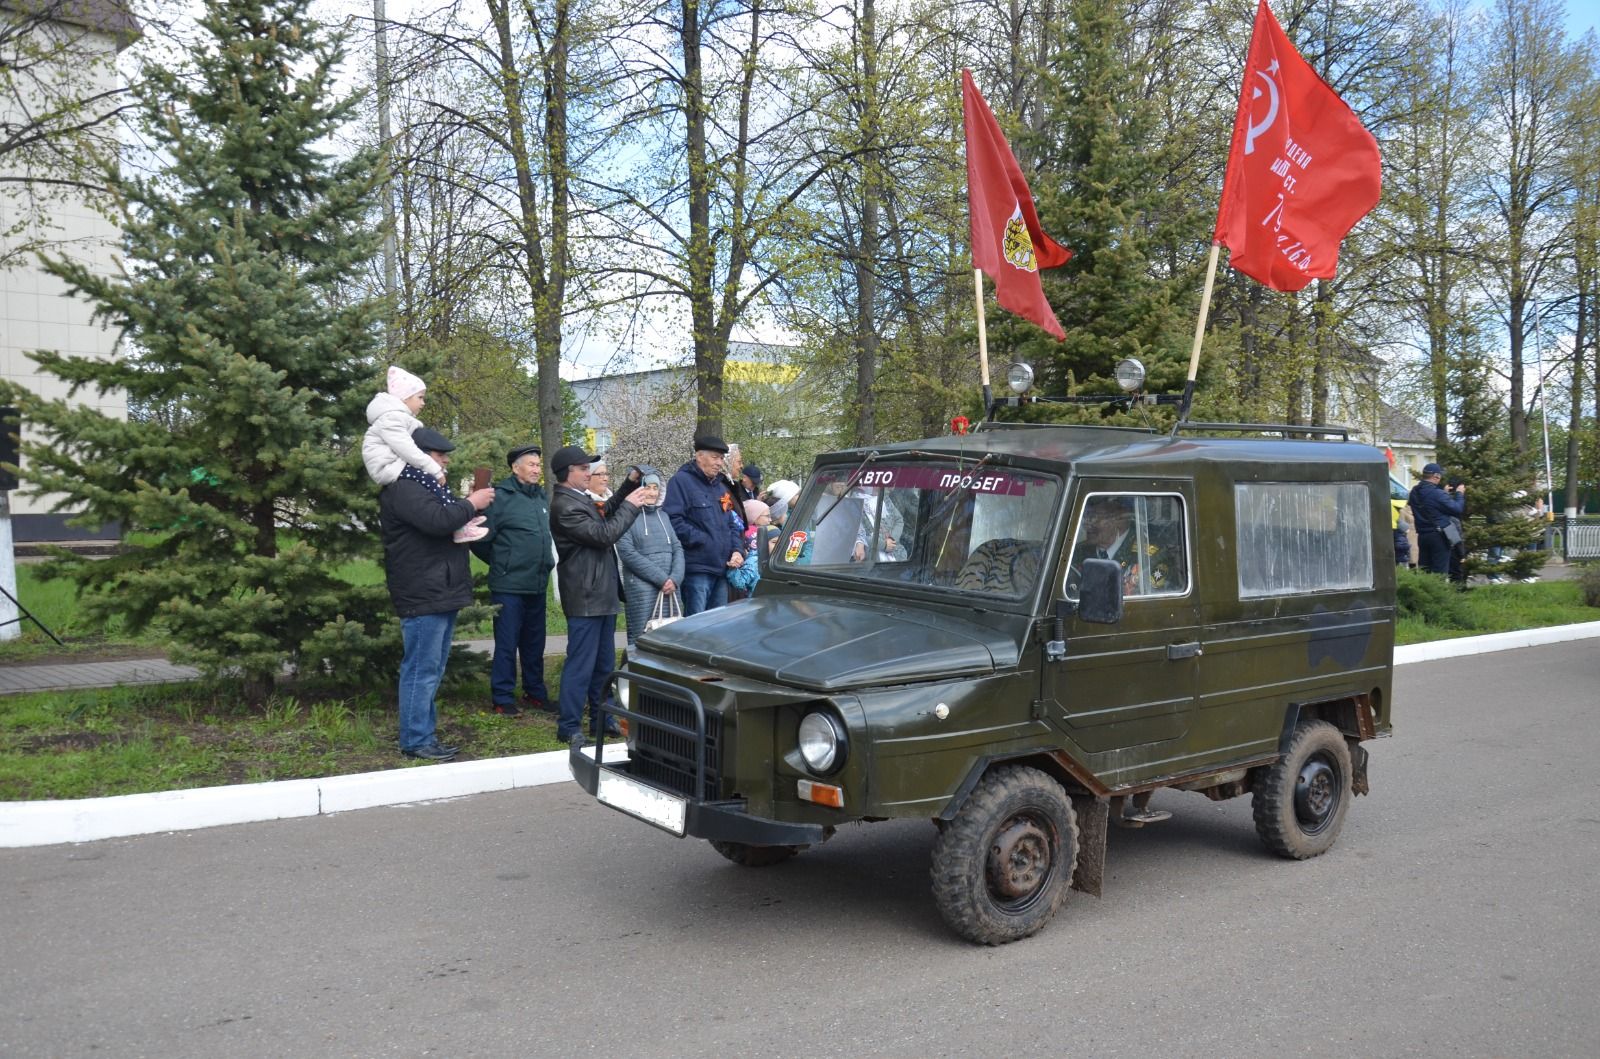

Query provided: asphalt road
[3,640,1598,1058]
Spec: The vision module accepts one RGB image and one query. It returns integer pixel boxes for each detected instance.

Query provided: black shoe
[589,720,623,738]
[560,730,587,748]
[402,741,458,761]
[521,694,554,712]
[492,702,523,717]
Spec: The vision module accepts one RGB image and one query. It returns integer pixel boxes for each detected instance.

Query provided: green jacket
[471,476,554,594]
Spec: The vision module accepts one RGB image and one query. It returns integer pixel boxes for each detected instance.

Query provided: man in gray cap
[378,427,496,760]
[471,444,554,716]
[1408,462,1466,576]
[547,445,658,743]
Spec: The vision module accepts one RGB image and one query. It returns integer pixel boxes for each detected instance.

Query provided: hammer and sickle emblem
[1244,59,1280,155]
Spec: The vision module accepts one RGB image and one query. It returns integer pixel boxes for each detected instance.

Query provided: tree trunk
[852,0,880,447]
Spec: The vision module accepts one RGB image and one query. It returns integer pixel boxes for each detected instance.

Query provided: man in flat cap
[1408,462,1466,576]
[664,434,746,615]
[471,444,555,716]
[548,446,658,743]
[379,427,496,760]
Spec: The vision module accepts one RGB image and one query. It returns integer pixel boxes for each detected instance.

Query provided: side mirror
[1076,558,1124,625]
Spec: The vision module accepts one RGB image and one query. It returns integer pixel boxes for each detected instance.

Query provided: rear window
[1234,482,1374,598]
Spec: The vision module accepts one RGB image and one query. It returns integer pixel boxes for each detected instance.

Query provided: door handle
[1167,641,1202,660]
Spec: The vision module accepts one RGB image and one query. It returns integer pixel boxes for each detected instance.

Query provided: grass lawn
[0,656,576,800]
[0,554,566,662]
[1394,572,1599,644]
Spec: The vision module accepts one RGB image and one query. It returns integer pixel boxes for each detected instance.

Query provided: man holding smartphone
[548,447,657,744]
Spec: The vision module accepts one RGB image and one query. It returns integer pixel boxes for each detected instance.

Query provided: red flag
[962,69,1070,339]
[1214,1,1381,292]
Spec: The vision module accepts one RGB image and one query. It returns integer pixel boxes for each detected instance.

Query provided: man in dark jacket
[379,427,495,760]
[663,435,745,615]
[471,444,554,716]
[1409,462,1466,576]
[548,446,656,743]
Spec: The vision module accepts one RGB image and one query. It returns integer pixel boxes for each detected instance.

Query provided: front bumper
[569,747,830,846]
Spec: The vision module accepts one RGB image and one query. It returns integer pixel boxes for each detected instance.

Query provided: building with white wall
[0,0,138,541]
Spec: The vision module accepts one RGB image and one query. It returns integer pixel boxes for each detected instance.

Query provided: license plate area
[596,769,687,836]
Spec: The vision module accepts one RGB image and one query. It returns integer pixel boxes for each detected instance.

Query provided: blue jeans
[558,614,616,740]
[681,571,728,615]
[490,591,549,705]
[399,611,458,751]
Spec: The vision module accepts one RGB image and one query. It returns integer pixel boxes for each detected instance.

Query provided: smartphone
[472,466,491,491]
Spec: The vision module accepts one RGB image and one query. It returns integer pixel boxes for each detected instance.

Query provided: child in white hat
[363,366,486,542]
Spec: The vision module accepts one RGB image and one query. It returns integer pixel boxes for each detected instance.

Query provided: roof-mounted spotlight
[1114,357,1146,393]
[1006,361,1035,396]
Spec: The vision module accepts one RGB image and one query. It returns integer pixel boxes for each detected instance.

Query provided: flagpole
[974,268,992,413]
[1178,241,1222,424]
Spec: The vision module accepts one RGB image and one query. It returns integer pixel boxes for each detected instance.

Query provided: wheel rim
[1294,752,1341,835]
[985,810,1058,913]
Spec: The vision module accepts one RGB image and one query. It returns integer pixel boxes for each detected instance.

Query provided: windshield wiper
[813,449,881,527]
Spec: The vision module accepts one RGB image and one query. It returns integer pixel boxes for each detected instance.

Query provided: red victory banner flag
[1213,0,1382,292]
[962,69,1070,340]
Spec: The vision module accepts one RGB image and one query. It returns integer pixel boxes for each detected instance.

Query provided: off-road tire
[710,840,799,867]
[930,765,1077,945]
[1252,720,1353,859]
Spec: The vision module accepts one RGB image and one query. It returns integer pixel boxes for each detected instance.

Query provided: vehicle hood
[636,594,1016,692]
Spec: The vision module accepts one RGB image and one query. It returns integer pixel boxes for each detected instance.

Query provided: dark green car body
[570,423,1394,927]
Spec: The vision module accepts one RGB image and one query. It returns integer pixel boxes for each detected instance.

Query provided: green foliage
[1439,345,1547,579]
[1024,0,1192,396]
[0,0,390,694]
[1395,566,1473,628]
[1579,563,1600,608]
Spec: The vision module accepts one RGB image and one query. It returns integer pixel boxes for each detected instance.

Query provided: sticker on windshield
[784,531,808,562]
[855,466,1029,496]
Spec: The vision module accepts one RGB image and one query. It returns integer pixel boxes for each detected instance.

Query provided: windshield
[774,462,1062,599]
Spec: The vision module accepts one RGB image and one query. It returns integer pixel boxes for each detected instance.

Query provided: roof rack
[1172,421,1351,440]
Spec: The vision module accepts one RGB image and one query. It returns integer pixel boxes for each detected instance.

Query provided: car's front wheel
[930,765,1077,945]
[709,840,799,867]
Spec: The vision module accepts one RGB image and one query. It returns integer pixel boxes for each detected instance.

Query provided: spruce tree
[1022,0,1191,400]
[1439,343,1547,583]
[1,0,393,694]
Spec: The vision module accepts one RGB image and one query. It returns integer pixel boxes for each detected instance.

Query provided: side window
[1065,493,1189,599]
[1234,482,1374,598]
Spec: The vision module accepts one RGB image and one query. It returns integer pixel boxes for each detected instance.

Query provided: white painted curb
[0,744,628,849]
[4,621,1600,849]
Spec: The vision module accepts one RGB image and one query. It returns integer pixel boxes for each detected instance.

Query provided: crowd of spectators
[369,367,801,759]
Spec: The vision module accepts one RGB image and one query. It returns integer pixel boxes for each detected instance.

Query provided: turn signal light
[797,779,844,808]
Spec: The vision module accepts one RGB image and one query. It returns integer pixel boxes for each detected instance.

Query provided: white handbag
[644,589,683,632]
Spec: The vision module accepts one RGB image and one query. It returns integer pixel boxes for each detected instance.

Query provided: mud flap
[1351,741,1370,796]
[1069,794,1108,897]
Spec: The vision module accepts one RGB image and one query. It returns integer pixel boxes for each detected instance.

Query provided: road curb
[5,621,1600,849]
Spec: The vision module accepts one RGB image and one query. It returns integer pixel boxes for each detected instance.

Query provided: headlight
[1006,361,1035,395]
[797,711,847,774]
[1114,357,1146,393]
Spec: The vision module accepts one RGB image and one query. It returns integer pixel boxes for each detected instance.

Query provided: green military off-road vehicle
[570,415,1394,944]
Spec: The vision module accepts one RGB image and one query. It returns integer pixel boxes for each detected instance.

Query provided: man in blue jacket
[1409,462,1466,576]
[471,444,554,716]
[664,435,745,614]
[379,428,495,760]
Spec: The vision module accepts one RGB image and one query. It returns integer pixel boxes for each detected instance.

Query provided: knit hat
[387,365,426,400]
[743,499,771,525]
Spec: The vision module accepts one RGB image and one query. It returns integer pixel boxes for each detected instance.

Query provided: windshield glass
[774,462,1062,599]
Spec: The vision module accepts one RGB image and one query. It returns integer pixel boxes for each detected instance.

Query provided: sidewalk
[0,635,569,696]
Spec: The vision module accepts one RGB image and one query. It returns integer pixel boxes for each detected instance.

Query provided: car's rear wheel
[710,840,799,867]
[1252,720,1353,859]
[930,765,1077,945]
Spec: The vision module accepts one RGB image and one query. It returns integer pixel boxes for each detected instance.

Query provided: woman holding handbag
[616,469,686,647]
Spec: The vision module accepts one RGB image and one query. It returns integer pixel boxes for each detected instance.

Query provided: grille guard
[571,667,829,847]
